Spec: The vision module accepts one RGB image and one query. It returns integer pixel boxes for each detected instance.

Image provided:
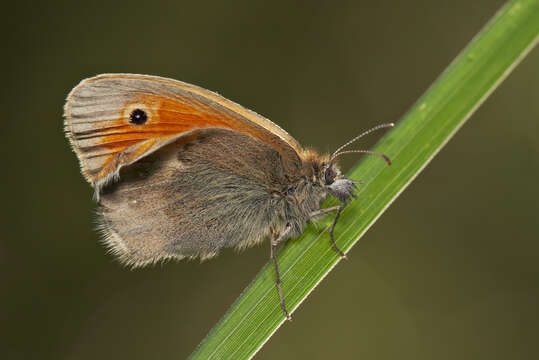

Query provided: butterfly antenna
[330,123,394,163]
[330,150,392,166]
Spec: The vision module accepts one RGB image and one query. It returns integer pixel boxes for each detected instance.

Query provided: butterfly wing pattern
[64,74,303,191]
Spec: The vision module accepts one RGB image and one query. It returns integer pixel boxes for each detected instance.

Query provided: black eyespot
[324,166,336,184]
[130,109,147,125]
[287,186,296,195]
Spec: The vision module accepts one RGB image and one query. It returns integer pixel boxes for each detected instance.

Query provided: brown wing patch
[64,74,303,190]
[97,128,288,266]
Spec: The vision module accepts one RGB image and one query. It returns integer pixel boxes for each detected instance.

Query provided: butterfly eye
[324,166,336,184]
[130,109,147,125]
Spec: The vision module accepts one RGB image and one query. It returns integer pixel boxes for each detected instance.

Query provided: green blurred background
[2,0,538,359]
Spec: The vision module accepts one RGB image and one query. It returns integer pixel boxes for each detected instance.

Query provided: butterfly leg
[309,206,347,259]
[271,224,292,321]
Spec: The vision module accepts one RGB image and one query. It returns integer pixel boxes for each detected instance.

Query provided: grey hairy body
[98,128,328,266]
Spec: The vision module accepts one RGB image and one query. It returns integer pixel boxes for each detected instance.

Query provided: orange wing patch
[64,75,302,190]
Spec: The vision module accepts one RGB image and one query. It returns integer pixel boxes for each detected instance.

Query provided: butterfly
[64,74,392,319]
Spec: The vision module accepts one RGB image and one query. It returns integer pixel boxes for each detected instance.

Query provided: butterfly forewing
[64,74,302,190]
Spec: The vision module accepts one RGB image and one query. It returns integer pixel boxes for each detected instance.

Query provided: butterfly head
[317,122,395,203]
[319,162,357,203]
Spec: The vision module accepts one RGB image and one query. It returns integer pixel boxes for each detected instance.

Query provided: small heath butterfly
[64,74,393,319]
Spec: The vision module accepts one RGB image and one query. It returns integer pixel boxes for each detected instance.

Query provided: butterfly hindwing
[98,128,291,266]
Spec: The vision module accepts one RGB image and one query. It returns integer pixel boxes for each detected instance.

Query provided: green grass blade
[190,0,539,358]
